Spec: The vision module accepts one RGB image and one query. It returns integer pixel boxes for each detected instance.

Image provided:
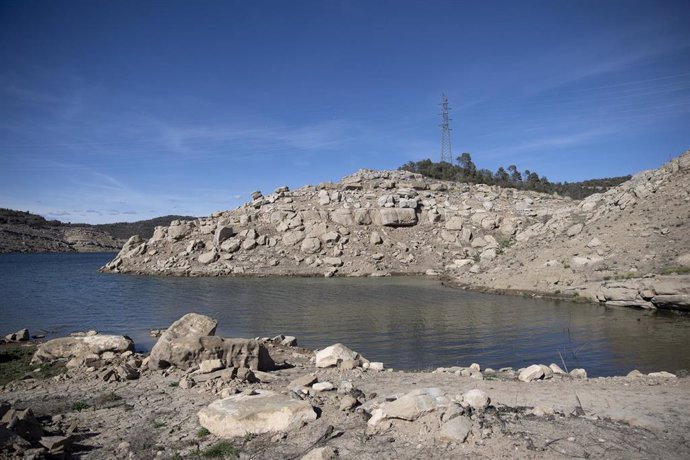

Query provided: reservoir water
[1,252,689,377]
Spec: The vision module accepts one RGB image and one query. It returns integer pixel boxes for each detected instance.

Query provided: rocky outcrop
[148,313,275,372]
[100,151,690,311]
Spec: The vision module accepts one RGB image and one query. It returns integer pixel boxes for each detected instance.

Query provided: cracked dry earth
[3,342,690,459]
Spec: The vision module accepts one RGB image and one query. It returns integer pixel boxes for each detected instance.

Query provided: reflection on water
[1,253,689,376]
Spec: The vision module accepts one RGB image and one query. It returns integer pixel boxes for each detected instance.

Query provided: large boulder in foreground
[148,313,218,369]
[32,335,134,363]
[153,336,274,371]
[198,390,317,438]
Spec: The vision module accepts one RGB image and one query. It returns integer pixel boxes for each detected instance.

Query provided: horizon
[1,1,689,224]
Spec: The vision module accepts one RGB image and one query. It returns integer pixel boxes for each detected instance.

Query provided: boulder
[220,238,241,253]
[5,328,29,342]
[437,415,472,443]
[353,209,372,225]
[198,251,218,265]
[301,237,322,254]
[370,231,383,245]
[283,230,306,246]
[461,389,490,410]
[198,390,317,438]
[33,335,134,363]
[570,368,588,379]
[150,336,274,371]
[368,387,450,426]
[549,363,566,374]
[373,208,417,227]
[213,224,235,247]
[315,343,362,368]
[148,313,218,369]
[330,209,354,226]
[518,364,544,382]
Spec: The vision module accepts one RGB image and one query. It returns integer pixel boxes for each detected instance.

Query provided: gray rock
[199,358,225,373]
[288,374,318,389]
[437,415,472,443]
[330,209,354,226]
[33,335,134,363]
[148,313,218,370]
[301,237,322,254]
[569,368,587,379]
[198,250,218,265]
[373,208,417,227]
[518,364,544,382]
[213,224,235,247]
[151,336,274,371]
[5,328,29,342]
[368,387,450,426]
[198,390,317,438]
[461,389,490,410]
[370,231,383,245]
[315,343,362,368]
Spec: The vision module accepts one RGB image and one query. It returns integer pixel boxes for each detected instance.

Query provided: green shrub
[201,441,239,458]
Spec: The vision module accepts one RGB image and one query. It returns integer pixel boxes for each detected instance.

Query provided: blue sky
[1,0,689,224]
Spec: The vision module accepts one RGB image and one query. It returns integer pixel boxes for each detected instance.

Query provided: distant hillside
[88,215,197,240]
[0,209,196,253]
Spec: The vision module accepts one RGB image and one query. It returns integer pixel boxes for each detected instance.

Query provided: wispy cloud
[482,128,611,160]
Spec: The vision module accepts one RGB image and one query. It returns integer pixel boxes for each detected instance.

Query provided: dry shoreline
[3,327,690,459]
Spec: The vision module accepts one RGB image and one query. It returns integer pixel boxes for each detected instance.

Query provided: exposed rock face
[100,151,690,310]
[197,390,317,438]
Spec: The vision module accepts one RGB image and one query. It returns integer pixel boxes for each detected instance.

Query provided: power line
[439,93,452,163]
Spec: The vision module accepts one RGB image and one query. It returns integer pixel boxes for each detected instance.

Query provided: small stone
[647,371,676,378]
[312,382,334,392]
[288,374,318,389]
[569,368,588,379]
[368,362,384,371]
[339,395,358,411]
[531,406,555,417]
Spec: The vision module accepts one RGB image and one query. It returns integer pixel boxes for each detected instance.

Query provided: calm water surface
[1,253,689,377]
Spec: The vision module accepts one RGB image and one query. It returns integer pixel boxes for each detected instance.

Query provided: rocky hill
[0,210,195,253]
[101,151,690,310]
